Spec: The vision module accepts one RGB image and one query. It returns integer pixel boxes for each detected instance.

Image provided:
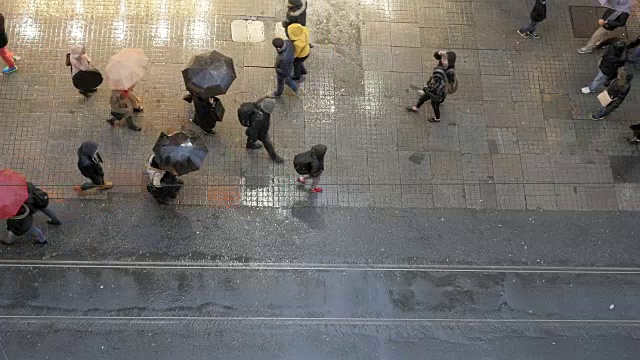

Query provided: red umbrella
[0,169,29,219]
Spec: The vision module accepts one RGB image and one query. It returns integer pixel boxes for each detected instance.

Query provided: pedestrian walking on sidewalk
[407,66,448,123]
[283,0,307,33]
[517,0,547,39]
[108,89,142,131]
[27,182,62,226]
[272,38,299,97]
[67,45,101,97]
[0,13,19,74]
[1,203,47,245]
[145,154,184,205]
[75,141,113,195]
[183,92,220,135]
[294,144,327,193]
[239,97,285,163]
[287,23,310,80]
[578,8,629,54]
[626,123,640,145]
[581,40,627,94]
[591,67,632,120]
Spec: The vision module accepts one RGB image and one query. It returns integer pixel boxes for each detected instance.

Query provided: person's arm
[605,12,629,28]
[606,87,629,112]
[246,112,262,142]
[309,158,322,178]
[628,36,640,49]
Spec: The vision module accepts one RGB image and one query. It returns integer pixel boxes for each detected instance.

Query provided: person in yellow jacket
[286,23,310,80]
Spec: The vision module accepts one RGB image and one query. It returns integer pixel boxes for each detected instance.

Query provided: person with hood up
[0,13,19,74]
[407,66,448,122]
[287,23,310,80]
[145,154,184,205]
[283,0,307,32]
[1,203,46,245]
[75,141,113,195]
[581,40,627,94]
[591,67,632,120]
[245,97,285,163]
[68,45,99,97]
[517,0,547,39]
[272,38,299,97]
[108,89,142,131]
[183,92,220,135]
[578,7,629,54]
[294,144,327,193]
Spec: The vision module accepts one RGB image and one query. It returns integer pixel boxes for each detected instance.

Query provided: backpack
[238,102,258,127]
[27,182,49,210]
[293,152,312,175]
[446,68,458,94]
[424,68,447,102]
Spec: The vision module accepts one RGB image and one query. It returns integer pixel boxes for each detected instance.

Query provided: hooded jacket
[246,98,275,142]
[274,40,295,78]
[0,14,8,48]
[77,141,104,180]
[605,72,633,112]
[599,42,628,78]
[295,144,327,178]
[287,24,310,58]
[530,0,547,22]
[601,8,629,31]
[286,0,307,26]
[69,45,91,76]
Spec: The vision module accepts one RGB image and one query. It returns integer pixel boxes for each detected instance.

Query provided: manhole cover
[231,20,265,42]
[569,6,628,39]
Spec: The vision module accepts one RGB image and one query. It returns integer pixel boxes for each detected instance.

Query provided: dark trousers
[416,93,442,119]
[110,111,136,128]
[293,56,308,79]
[81,173,104,190]
[247,134,278,158]
[149,173,183,204]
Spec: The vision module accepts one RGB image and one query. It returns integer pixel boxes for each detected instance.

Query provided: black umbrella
[72,69,103,90]
[152,132,208,176]
[182,51,236,98]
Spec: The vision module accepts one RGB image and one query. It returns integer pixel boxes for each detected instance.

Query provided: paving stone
[390,23,421,47]
[433,184,466,208]
[525,184,558,210]
[462,154,494,182]
[431,152,463,183]
[362,22,392,46]
[492,154,523,182]
[496,184,526,210]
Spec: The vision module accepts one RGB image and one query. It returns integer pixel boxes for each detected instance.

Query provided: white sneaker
[581,87,591,94]
[12,56,21,61]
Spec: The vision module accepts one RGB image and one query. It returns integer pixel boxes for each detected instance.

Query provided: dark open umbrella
[182,51,236,98]
[72,69,103,91]
[152,132,208,176]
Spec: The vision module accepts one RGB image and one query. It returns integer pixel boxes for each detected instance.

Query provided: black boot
[246,142,262,150]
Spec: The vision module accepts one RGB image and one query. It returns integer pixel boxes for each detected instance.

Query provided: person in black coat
[579,8,630,53]
[627,36,640,63]
[282,0,307,34]
[294,144,327,193]
[245,97,284,163]
[76,141,113,194]
[517,0,547,39]
[1,203,47,245]
[183,92,221,135]
[591,67,632,120]
[582,40,627,94]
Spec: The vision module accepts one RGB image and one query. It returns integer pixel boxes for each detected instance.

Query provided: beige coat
[110,90,133,117]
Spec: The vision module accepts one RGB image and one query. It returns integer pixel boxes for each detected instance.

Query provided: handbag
[597,89,613,107]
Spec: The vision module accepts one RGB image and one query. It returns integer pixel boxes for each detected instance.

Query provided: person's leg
[260,134,284,163]
[40,207,62,225]
[300,56,308,75]
[125,116,141,131]
[246,137,262,149]
[519,21,535,33]
[284,76,299,92]
[1,230,16,245]
[591,106,610,120]
[413,93,431,110]
[129,91,143,110]
[293,58,303,80]
[309,176,320,188]
[429,100,442,121]
[274,76,285,97]
[582,27,610,52]
[0,47,16,69]
[589,70,608,92]
[28,226,47,244]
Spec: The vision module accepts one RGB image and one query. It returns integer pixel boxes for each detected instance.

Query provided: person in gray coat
[246,97,284,163]
[272,38,298,97]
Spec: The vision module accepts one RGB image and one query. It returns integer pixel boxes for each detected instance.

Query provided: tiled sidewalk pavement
[1,0,640,210]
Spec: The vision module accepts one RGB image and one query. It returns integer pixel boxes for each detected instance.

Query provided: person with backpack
[75,141,113,195]
[287,23,310,80]
[27,182,62,225]
[183,92,222,135]
[67,44,99,97]
[517,0,547,39]
[1,203,46,245]
[591,67,632,120]
[578,7,629,54]
[581,40,627,94]
[108,89,141,131]
[0,13,19,74]
[145,154,184,205]
[272,38,299,97]
[294,144,327,193]
[407,66,448,123]
[238,97,285,163]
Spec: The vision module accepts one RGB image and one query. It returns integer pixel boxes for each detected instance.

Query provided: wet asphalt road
[1,195,640,358]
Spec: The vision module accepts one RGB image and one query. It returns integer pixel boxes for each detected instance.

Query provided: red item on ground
[0,169,29,219]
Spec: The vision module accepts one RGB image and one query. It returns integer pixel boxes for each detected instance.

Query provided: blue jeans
[6,226,46,244]
[520,21,539,34]
[274,75,298,96]
[589,70,609,92]
[40,207,60,223]
[594,106,610,119]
